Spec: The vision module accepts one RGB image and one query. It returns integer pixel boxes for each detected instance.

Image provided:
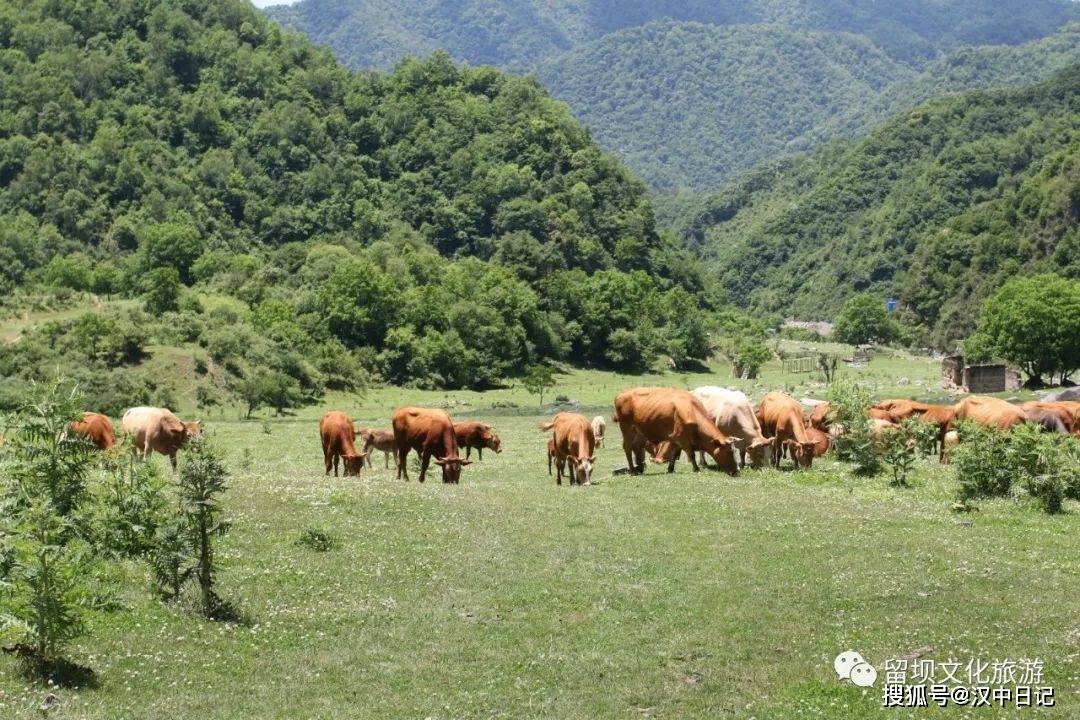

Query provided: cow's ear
[588,456,596,463]
[433,457,447,466]
[460,459,473,466]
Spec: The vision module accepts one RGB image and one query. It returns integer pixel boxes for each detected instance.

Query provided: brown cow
[320,411,368,477]
[392,407,472,484]
[868,407,900,423]
[690,386,775,468]
[540,413,596,485]
[1022,402,1076,435]
[1023,407,1069,435]
[591,416,606,448]
[613,387,737,476]
[358,428,396,468]
[914,404,956,462]
[756,392,817,469]
[122,407,202,470]
[873,399,932,420]
[70,411,116,451]
[806,426,831,458]
[954,396,1027,429]
[454,421,502,460]
[808,402,834,431]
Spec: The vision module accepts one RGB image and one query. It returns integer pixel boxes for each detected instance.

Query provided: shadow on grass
[2,646,100,689]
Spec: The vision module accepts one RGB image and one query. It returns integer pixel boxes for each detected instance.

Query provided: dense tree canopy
[0,0,723,402]
[669,64,1080,348]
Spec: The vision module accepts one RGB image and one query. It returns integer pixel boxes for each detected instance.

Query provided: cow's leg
[397,445,409,481]
[333,453,340,477]
[465,446,471,460]
[323,441,333,475]
[739,447,747,468]
[478,447,483,461]
[169,451,178,473]
[686,442,700,472]
[419,449,431,484]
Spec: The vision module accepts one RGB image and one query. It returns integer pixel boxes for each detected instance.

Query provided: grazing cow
[320,411,368,477]
[454,421,502,460]
[358,428,396,468]
[913,404,956,462]
[869,417,899,442]
[808,402,835,430]
[954,396,1027,429]
[591,416,606,448]
[690,386,775,468]
[613,387,737,476]
[806,427,831,458]
[756,392,817,469]
[1023,407,1069,435]
[941,430,960,464]
[1021,402,1076,435]
[873,399,932,420]
[868,407,900,423]
[122,407,202,470]
[392,407,472,484]
[70,412,116,451]
[540,413,596,485]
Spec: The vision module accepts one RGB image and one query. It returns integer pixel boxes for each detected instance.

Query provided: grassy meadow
[0,347,1076,719]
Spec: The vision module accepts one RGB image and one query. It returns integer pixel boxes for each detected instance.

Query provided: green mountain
[267,0,1080,189]
[0,0,712,407]
[534,22,912,190]
[670,64,1080,348]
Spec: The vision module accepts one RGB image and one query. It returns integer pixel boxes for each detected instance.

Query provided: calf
[541,413,596,485]
[756,392,817,469]
[690,386,775,468]
[806,426,831,457]
[358,428,396,468]
[392,407,472,484]
[591,416,606,448]
[613,387,737,476]
[320,411,368,477]
[70,411,116,451]
[122,406,202,471]
[454,421,502,460]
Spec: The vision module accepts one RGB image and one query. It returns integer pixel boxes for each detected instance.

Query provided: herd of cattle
[64,388,1080,486]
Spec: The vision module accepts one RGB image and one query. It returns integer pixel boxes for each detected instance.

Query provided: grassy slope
[1,349,1073,719]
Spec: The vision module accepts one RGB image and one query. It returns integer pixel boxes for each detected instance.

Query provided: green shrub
[91,458,168,559]
[880,418,937,487]
[296,527,339,552]
[826,377,880,476]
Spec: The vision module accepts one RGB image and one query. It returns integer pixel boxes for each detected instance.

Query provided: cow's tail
[538,421,555,432]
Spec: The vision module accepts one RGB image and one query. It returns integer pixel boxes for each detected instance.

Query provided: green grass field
[1,350,1074,719]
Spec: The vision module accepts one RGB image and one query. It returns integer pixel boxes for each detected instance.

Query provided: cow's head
[745,437,775,468]
[789,440,816,469]
[485,432,503,453]
[434,456,472,484]
[183,421,202,439]
[709,440,738,477]
[343,451,369,476]
[568,456,595,485]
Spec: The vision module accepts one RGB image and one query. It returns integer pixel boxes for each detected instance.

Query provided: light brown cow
[358,428,396,468]
[540,413,596,485]
[320,411,368,477]
[70,411,116,451]
[873,399,932,420]
[122,406,202,470]
[454,421,502,460]
[591,416,606,448]
[954,396,1027,429]
[613,387,737,476]
[756,392,816,468]
[392,407,472,484]
[690,386,775,468]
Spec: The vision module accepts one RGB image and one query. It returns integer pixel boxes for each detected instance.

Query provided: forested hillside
[534,22,910,190]
[269,0,1079,188]
[671,65,1080,349]
[0,0,715,411]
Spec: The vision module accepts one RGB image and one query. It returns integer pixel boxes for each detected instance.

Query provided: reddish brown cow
[70,412,116,451]
[808,402,834,430]
[540,413,596,485]
[757,392,817,468]
[358,428,396,468]
[454,421,503,460]
[320,411,368,477]
[806,426,831,458]
[613,387,737,476]
[868,407,900,423]
[914,404,956,462]
[392,407,472,484]
[954,396,1027,429]
[1021,402,1076,435]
